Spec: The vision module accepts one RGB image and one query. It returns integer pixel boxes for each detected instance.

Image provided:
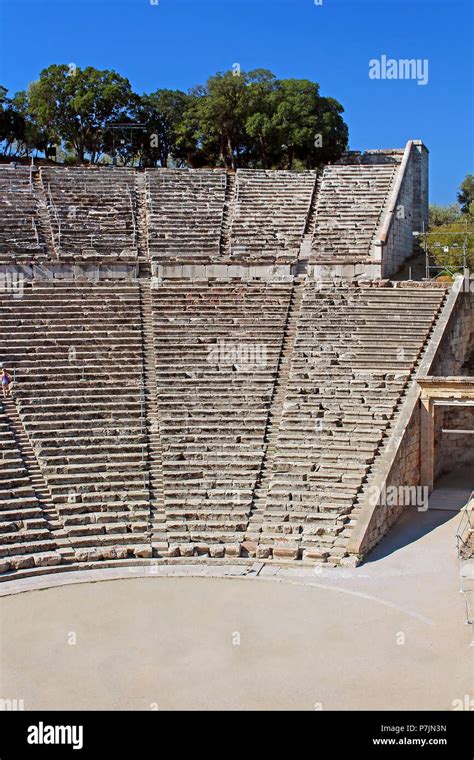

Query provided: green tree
[11,63,349,169]
[311,95,349,168]
[241,69,280,167]
[28,64,135,163]
[173,90,214,168]
[458,174,474,214]
[135,89,191,167]
[429,203,461,227]
[0,86,26,156]
[182,68,349,170]
[268,79,347,169]
[187,71,248,168]
[426,216,474,272]
[10,90,51,157]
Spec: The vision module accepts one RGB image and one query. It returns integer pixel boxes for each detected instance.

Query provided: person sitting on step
[1,368,14,397]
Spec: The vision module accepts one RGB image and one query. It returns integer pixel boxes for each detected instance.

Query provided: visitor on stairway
[1,368,14,397]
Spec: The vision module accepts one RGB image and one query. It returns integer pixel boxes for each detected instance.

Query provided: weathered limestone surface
[230,170,317,263]
[310,163,399,264]
[351,396,422,557]
[379,141,429,278]
[249,280,447,563]
[0,280,152,568]
[146,168,226,264]
[430,287,474,376]
[40,166,138,261]
[1,147,427,277]
[0,165,47,261]
[435,406,474,479]
[0,400,62,571]
[1,145,468,579]
[150,278,293,559]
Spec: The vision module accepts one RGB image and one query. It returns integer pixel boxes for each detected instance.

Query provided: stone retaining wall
[435,406,474,479]
[356,395,422,556]
[430,285,474,375]
[379,141,429,278]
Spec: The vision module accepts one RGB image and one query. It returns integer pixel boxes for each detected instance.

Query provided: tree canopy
[427,175,474,273]
[426,217,474,271]
[457,174,474,214]
[429,203,461,228]
[0,64,349,168]
[27,64,136,163]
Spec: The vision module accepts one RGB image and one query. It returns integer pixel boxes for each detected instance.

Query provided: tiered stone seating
[40,167,138,260]
[0,281,151,562]
[0,402,60,572]
[0,165,45,261]
[150,279,293,556]
[230,170,316,262]
[146,169,226,263]
[310,164,398,262]
[0,157,450,573]
[250,282,447,562]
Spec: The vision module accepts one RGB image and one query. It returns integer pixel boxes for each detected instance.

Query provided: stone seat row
[149,280,294,545]
[40,167,138,260]
[0,405,63,572]
[1,163,402,265]
[0,281,153,565]
[0,167,44,258]
[0,277,448,572]
[246,282,446,562]
[310,164,398,263]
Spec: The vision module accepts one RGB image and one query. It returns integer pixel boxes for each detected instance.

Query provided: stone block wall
[0,262,138,283]
[380,141,429,278]
[435,406,474,479]
[335,149,404,166]
[358,399,421,556]
[431,288,474,375]
[152,262,294,281]
[412,141,429,235]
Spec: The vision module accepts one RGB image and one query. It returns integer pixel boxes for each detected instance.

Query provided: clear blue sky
[0,0,472,204]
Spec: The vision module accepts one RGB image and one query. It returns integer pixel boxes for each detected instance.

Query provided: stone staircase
[0,276,451,575]
[0,164,403,270]
[2,396,62,529]
[219,171,237,259]
[146,168,227,264]
[0,280,152,564]
[139,280,166,557]
[246,276,306,556]
[150,278,294,558]
[297,174,320,272]
[0,158,454,578]
[31,168,58,260]
[136,172,150,274]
